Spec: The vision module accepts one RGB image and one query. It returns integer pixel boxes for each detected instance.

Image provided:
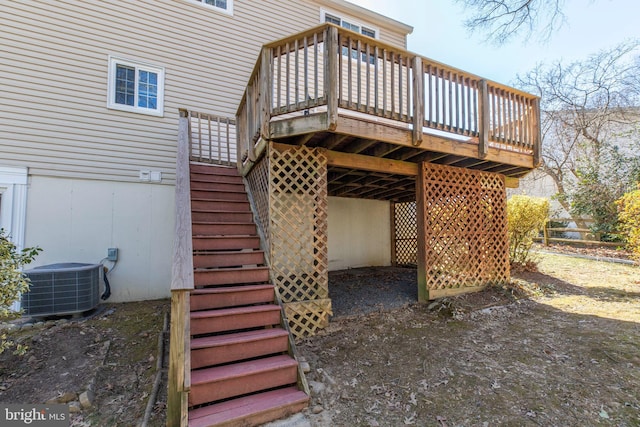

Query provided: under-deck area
[329,266,417,317]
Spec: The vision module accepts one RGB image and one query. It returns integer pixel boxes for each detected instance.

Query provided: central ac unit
[21,263,101,316]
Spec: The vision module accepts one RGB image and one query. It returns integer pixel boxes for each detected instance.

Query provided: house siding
[25,176,175,302]
[328,197,391,271]
[2,0,410,302]
[1,0,409,183]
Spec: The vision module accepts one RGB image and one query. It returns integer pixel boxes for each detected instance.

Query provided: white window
[321,10,379,64]
[190,0,233,15]
[107,56,165,117]
[321,10,379,39]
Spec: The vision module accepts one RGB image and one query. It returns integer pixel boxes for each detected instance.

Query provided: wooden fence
[540,218,624,248]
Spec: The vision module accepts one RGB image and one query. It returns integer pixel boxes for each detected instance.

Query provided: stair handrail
[167,109,195,427]
[185,110,237,166]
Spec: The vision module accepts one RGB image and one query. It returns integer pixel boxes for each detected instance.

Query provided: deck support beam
[416,163,428,302]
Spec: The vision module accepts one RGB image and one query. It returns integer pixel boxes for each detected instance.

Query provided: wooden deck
[234,24,540,201]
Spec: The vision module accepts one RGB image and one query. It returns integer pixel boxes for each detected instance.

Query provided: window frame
[320,9,379,39]
[107,56,165,117]
[187,0,233,15]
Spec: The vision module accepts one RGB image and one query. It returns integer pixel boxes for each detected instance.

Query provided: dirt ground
[0,300,168,427]
[300,253,640,426]
[0,249,637,427]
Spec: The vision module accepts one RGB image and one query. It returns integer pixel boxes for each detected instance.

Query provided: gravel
[328,266,418,317]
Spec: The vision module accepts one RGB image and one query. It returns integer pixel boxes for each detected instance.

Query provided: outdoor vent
[21,263,101,317]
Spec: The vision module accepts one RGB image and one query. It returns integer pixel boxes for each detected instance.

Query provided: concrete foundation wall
[25,176,173,303]
[328,197,391,271]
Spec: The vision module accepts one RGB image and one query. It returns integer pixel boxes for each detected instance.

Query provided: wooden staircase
[187,164,309,427]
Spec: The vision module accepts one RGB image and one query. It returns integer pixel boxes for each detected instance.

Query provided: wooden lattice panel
[268,143,330,338]
[284,299,332,339]
[269,144,329,303]
[246,155,271,259]
[394,202,417,266]
[418,163,509,299]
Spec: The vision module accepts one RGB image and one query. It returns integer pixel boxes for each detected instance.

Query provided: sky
[348,0,640,86]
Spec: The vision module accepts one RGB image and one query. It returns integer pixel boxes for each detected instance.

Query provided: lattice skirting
[246,143,331,338]
[246,154,271,259]
[418,163,509,299]
[284,299,332,339]
[394,201,417,266]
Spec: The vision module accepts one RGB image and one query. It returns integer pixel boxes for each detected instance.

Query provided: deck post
[167,290,190,427]
[533,97,542,167]
[416,163,429,302]
[247,81,256,162]
[167,112,193,426]
[477,79,489,159]
[543,219,550,246]
[411,57,424,146]
[260,47,273,142]
[326,26,339,131]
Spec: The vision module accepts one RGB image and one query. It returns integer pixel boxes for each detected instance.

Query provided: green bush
[0,229,41,354]
[507,195,549,266]
[616,187,640,261]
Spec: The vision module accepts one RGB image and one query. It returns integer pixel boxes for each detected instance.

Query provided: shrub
[616,187,640,261]
[0,229,42,354]
[507,195,549,266]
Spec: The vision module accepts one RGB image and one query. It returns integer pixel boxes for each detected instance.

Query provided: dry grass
[526,254,640,322]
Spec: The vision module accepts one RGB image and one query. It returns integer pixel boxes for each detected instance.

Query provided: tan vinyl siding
[381,31,406,50]
[0,0,409,183]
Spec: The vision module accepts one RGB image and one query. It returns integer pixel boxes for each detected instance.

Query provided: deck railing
[186,110,237,165]
[237,23,541,169]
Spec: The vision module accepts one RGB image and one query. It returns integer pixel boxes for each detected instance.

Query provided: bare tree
[456,0,566,44]
[516,41,640,230]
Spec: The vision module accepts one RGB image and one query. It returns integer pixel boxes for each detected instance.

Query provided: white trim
[0,166,28,251]
[320,7,379,39]
[185,0,234,16]
[0,166,28,185]
[107,56,165,117]
[0,167,28,313]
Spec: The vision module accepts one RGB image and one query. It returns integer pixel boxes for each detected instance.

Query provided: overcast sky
[348,0,640,86]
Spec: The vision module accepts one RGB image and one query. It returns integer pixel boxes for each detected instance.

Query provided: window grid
[198,0,230,13]
[323,12,378,38]
[108,57,164,116]
[115,65,135,106]
[137,70,158,109]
